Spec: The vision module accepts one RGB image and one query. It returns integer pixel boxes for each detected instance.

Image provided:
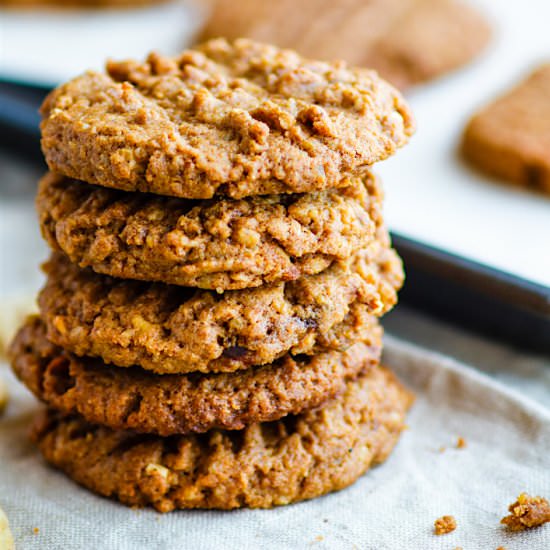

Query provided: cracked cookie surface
[37,170,381,291]
[31,366,413,511]
[40,38,414,199]
[11,316,381,436]
[37,236,402,374]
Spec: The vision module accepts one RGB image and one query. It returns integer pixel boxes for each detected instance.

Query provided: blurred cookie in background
[462,64,550,193]
[200,0,491,90]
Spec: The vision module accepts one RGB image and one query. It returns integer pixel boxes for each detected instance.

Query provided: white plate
[379,0,550,288]
[0,0,205,87]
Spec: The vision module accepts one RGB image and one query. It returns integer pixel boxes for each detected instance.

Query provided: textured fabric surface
[0,335,548,549]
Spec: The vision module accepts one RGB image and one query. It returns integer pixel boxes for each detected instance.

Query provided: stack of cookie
[9,39,415,511]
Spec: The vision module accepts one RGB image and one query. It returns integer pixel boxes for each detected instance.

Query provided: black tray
[2,79,548,353]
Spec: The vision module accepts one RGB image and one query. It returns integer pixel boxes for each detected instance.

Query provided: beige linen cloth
[0,335,548,550]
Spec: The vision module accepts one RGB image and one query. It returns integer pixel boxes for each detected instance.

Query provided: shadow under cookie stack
[9,39,415,511]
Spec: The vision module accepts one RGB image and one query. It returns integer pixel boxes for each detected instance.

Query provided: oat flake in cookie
[31,367,413,511]
[40,38,414,199]
[37,170,382,291]
[11,316,381,436]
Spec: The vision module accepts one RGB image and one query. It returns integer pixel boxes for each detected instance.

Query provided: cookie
[200,0,490,90]
[40,38,414,200]
[31,366,413,511]
[37,170,382,291]
[37,238,402,374]
[11,316,381,436]
[462,65,550,192]
[359,0,491,90]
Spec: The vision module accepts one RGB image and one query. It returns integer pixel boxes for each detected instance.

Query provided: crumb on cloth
[456,436,466,449]
[434,515,457,535]
[501,493,550,531]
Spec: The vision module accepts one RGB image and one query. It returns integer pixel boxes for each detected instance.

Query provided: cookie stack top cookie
[9,39,414,512]
[40,38,414,201]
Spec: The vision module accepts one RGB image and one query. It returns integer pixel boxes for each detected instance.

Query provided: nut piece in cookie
[463,64,550,193]
[200,0,490,90]
[0,506,15,550]
[501,493,550,531]
[40,38,414,200]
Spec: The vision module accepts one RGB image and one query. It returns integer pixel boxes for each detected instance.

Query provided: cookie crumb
[496,547,506,550]
[501,493,550,531]
[33,527,40,534]
[456,437,467,449]
[439,446,446,453]
[434,515,457,535]
[0,377,8,415]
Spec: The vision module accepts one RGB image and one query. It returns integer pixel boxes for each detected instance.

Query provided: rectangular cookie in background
[462,64,550,193]
[199,0,491,89]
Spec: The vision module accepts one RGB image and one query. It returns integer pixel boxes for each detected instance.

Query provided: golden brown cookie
[40,38,414,200]
[37,236,403,374]
[37,170,382,291]
[31,366,413,511]
[11,315,381,436]
[201,0,491,90]
[463,65,550,193]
